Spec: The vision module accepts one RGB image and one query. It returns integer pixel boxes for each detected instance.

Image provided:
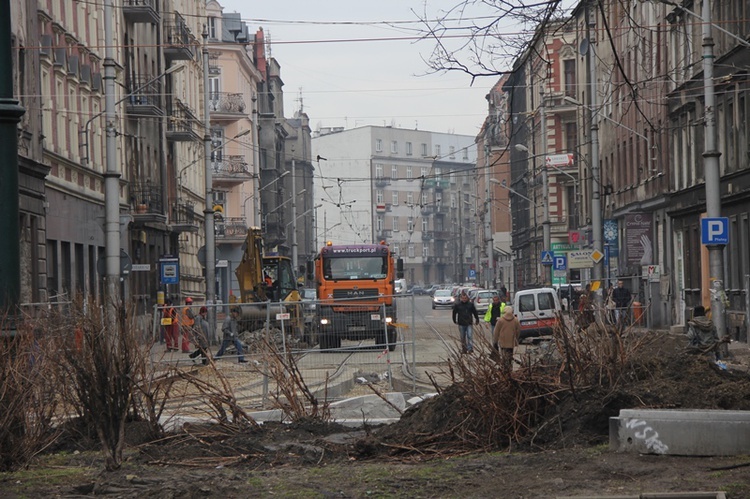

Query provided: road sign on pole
[553,255,567,271]
[701,217,729,245]
[541,250,554,266]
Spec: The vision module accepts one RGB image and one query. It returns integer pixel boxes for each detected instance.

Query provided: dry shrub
[0,316,60,471]
[378,315,654,458]
[260,338,331,422]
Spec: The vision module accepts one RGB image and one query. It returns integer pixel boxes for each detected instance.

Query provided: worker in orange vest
[163,299,179,352]
[181,297,195,353]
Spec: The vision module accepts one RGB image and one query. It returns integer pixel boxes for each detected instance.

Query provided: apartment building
[312,126,478,286]
[503,0,750,337]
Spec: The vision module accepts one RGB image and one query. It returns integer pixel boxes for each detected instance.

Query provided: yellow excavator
[234,227,310,342]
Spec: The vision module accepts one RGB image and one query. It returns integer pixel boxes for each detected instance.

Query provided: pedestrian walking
[612,280,632,325]
[493,305,521,372]
[180,297,195,353]
[452,291,479,354]
[215,306,248,363]
[189,306,211,365]
[483,295,505,329]
[162,299,179,352]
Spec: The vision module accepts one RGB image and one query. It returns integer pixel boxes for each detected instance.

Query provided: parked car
[471,289,499,313]
[432,289,455,309]
[300,288,317,322]
[512,287,562,340]
[410,285,426,295]
[424,285,438,296]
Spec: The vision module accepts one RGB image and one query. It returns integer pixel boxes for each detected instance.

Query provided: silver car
[432,289,455,309]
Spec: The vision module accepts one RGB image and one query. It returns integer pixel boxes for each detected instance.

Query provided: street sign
[553,255,567,271]
[701,217,729,245]
[541,250,554,265]
[591,249,604,263]
[131,264,150,272]
[468,269,477,279]
[276,313,291,320]
[160,256,179,285]
[546,153,574,166]
[568,250,594,269]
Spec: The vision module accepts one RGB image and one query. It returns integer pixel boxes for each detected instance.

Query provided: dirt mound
[371,333,750,456]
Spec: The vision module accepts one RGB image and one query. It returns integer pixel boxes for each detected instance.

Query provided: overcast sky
[218,0,510,138]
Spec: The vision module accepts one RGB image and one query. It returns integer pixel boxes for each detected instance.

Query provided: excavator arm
[235,227,268,303]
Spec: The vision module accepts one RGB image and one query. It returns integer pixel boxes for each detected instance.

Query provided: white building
[312,126,478,286]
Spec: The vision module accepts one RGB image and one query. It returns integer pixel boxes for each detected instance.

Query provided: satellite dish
[579,38,590,56]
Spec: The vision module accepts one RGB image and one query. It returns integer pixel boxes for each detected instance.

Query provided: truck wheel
[320,332,340,351]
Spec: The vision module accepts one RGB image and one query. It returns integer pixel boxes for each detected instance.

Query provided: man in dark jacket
[612,280,631,324]
[452,291,480,353]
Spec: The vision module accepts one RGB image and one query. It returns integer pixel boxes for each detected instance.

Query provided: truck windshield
[323,256,387,280]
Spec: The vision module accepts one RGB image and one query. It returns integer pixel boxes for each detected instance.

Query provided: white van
[394,279,407,295]
[512,287,562,339]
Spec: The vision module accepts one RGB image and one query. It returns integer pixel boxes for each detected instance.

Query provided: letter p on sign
[701,217,729,246]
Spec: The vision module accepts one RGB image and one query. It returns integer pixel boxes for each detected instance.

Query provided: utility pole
[202,27,217,325]
[103,0,121,317]
[587,3,603,307]
[0,0,24,319]
[540,89,551,286]
[291,156,299,271]
[484,132,494,289]
[701,0,727,345]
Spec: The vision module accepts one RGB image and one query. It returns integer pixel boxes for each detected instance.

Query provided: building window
[422,245,429,257]
[421,143,427,156]
[406,142,412,155]
[392,244,399,255]
[422,218,428,232]
[435,144,441,156]
[376,216,384,231]
[564,59,576,98]
[420,167,429,178]
[208,16,217,39]
[450,172,457,184]
[392,216,399,231]
[391,164,398,179]
[463,149,469,160]
[376,189,384,204]
[375,138,382,152]
[375,163,383,178]
[449,146,455,159]
[408,244,415,257]
[407,217,414,232]
[407,191,413,205]
[565,122,577,155]
[392,191,399,205]
[391,140,397,153]
[406,165,412,179]
[451,193,457,208]
[421,192,428,205]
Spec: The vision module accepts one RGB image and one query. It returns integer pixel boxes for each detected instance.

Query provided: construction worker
[180,297,195,353]
[483,295,506,329]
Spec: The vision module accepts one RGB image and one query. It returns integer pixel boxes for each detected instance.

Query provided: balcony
[122,0,160,24]
[212,155,252,186]
[164,13,193,62]
[433,230,451,240]
[170,201,199,233]
[422,231,433,241]
[125,75,164,117]
[215,216,248,242]
[209,92,247,122]
[420,204,435,216]
[131,182,166,224]
[435,204,451,216]
[375,230,392,241]
[166,99,200,142]
[374,176,390,187]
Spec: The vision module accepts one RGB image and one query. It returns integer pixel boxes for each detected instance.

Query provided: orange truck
[313,241,403,351]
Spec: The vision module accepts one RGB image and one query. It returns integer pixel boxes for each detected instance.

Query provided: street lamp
[289,203,323,271]
[491,178,533,203]
[241,170,289,223]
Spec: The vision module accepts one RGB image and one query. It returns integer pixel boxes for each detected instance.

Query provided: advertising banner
[625,213,653,265]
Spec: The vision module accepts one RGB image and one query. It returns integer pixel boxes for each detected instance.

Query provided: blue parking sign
[701,217,729,245]
[553,255,567,271]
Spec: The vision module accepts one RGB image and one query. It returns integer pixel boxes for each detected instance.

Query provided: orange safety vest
[181,306,195,327]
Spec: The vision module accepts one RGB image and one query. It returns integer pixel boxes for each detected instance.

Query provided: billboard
[625,213,653,266]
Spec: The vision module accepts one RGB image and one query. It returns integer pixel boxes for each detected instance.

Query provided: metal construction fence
[151,296,418,408]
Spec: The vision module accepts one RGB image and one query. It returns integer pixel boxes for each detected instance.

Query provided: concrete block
[610,409,750,456]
